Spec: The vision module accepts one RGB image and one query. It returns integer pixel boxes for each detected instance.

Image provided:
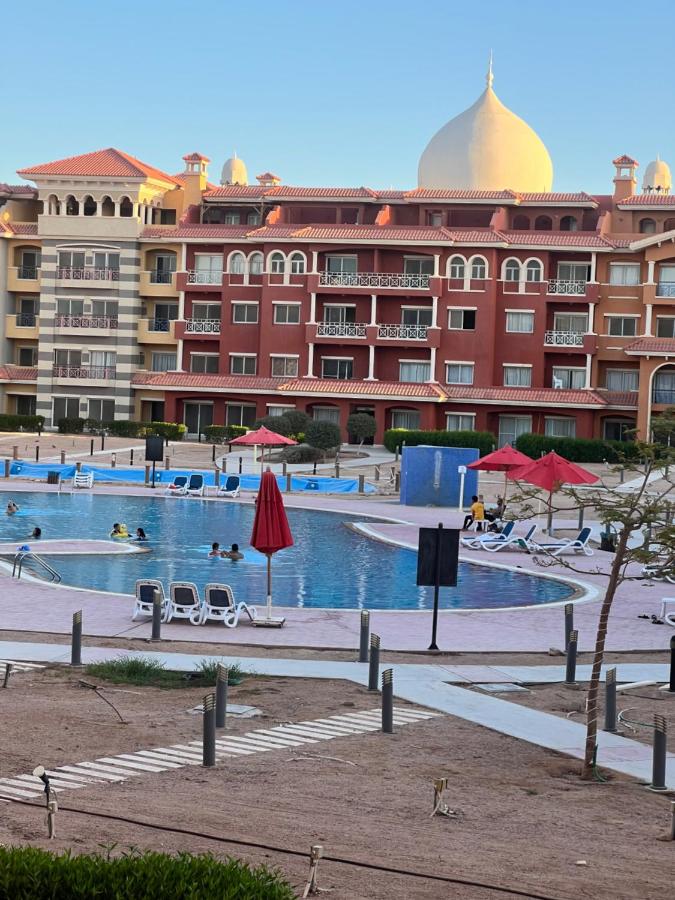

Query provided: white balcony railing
[657,281,675,297]
[57,267,119,281]
[52,365,116,379]
[318,272,431,289]
[544,330,585,346]
[377,323,429,340]
[547,279,587,296]
[55,315,118,329]
[187,270,222,285]
[184,318,221,334]
[316,322,367,338]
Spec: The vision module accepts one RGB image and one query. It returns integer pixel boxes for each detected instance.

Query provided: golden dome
[220,153,248,186]
[417,60,553,192]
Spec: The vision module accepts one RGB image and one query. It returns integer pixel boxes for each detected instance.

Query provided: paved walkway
[2,641,673,789]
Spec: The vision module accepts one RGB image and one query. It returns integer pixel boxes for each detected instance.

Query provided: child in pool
[6,500,18,515]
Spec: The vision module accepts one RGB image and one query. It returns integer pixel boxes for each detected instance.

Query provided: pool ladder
[12,551,62,583]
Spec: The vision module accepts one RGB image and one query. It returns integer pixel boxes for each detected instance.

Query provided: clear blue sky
[3,0,674,193]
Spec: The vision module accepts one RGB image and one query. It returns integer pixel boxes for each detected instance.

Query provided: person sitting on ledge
[462,495,485,531]
[224,543,244,560]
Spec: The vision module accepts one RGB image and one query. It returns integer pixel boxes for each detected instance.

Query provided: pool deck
[0,480,671,653]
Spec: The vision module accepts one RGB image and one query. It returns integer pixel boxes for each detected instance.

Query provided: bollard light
[71,610,83,667]
[358,610,370,662]
[604,667,617,733]
[565,629,578,684]
[368,634,381,691]
[381,668,394,733]
[202,692,216,767]
[216,664,228,729]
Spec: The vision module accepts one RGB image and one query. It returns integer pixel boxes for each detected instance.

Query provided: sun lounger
[72,471,94,489]
[198,583,258,627]
[132,579,168,621]
[484,524,538,553]
[217,475,240,499]
[461,520,514,549]
[186,473,205,497]
[533,526,593,557]
[166,582,202,623]
[165,475,188,496]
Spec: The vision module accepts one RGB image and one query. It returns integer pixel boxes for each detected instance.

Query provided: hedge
[383,428,496,457]
[281,443,323,463]
[254,415,294,437]
[515,432,640,463]
[106,420,147,438]
[147,421,187,441]
[0,413,44,433]
[203,425,247,443]
[57,417,86,434]
[0,846,294,900]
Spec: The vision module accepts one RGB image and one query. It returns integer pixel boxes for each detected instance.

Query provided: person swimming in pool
[110,523,129,538]
[6,500,18,515]
[223,543,244,560]
[133,528,147,542]
[208,542,224,558]
[30,527,42,539]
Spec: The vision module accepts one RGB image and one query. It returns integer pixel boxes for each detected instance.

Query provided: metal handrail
[12,551,61,583]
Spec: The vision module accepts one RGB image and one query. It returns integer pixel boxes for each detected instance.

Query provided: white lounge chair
[217,475,240,499]
[186,473,205,496]
[533,526,593,557]
[660,598,675,627]
[198,583,258,627]
[461,520,515,549]
[484,524,538,553]
[165,475,188,496]
[132,579,168,621]
[166,581,202,623]
[72,471,94,489]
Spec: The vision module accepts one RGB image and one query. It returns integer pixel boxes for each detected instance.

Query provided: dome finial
[486,50,494,89]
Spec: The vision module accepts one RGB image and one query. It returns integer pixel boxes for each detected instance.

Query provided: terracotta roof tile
[0,183,38,198]
[599,391,639,407]
[182,152,210,162]
[445,228,506,244]
[280,379,445,398]
[500,230,613,248]
[624,338,675,354]
[204,185,269,200]
[613,155,638,166]
[140,224,250,239]
[7,223,38,235]
[132,372,282,391]
[618,194,675,207]
[443,386,610,406]
[17,148,178,185]
[517,192,597,205]
[298,225,449,242]
[406,188,518,201]
[270,187,377,199]
[247,225,310,239]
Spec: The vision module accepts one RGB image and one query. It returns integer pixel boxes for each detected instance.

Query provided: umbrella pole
[503,470,508,505]
[546,488,553,535]
[266,553,272,620]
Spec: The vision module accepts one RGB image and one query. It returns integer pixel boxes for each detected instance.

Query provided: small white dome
[418,60,553,192]
[643,156,671,194]
[220,154,248,186]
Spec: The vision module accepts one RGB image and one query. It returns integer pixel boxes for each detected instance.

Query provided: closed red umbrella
[467,443,532,501]
[251,468,294,625]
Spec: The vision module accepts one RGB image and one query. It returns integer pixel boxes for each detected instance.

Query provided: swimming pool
[1,492,575,611]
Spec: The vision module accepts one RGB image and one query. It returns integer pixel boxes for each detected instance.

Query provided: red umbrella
[251,468,294,623]
[467,443,532,501]
[230,426,297,472]
[507,451,598,533]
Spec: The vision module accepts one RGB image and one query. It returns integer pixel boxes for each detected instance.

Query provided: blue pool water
[1,492,575,610]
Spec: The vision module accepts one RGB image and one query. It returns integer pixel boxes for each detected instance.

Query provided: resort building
[2,66,675,443]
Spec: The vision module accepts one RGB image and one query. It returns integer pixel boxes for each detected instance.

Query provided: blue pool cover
[9,461,375,494]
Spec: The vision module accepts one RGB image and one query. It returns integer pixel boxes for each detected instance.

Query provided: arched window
[100,196,114,217]
[534,215,553,231]
[289,252,305,274]
[526,259,543,282]
[119,197,133,217]
[504,258,521,282]
[229,252,246,274]
[83,196,96,217]
[270,252,285,274]
[470,256,487,280]
[664,218,675,232]
[249,252,263,275]
[512,214,529,230]
[560,215,578,232]
[65,195,79,216]
[46,194,60,215]
[639,218,657,234]
[448,255,465,279]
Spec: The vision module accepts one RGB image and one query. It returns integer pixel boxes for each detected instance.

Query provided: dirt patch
[1,668,674,899]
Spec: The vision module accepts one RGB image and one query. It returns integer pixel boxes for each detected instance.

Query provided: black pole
[130,448,134,466]
[368,634,380,691]
[35,445,39,462]
[100,432,105,451]
[71,610,82,666]
[651,715,667,790]
[238,456,243,474]
[565,629,578,684]
[216,664,228,729]
[151,589,162,642]
[382,669,394,733]
[565,603,574,650]
[670,636,675,693]
[202,692,216,767]
[90,438,94,456]
[359,610,370,663]
[211,444,216,462]
[604,667,617,733]
[151,459,156,489]
[428,522,442,651]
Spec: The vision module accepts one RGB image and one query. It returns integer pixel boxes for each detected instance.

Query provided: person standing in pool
[133,528,147,542]
[6,500,18,515]
[30,527,42,539]
[208,542,225,557]
[223,543,244,560]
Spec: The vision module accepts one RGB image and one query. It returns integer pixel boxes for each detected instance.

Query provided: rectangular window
[57,299,85,316]
[93,252,119,271]
[390,409,421,430]
[230,354,256,376]
[545,417,576,438]
[224,212,240,224]
[653,371,675,403]
[401,307,433,326]
[503,365,532,387]
[88,399,115,423]
[399,361,431,382]
[18,347,37,366]
[557,262,589,282]
[16,395,36,416]
[190,354,219,374]
[445,363,474,384]
[90,351,116,372]
[53,397,80,421]
[226,403,257,427]
[151,352,176,371]
[232,302,259,324]
[505,311,534,333]
[448,308,476,330]
[322,358,353,379]
[428,212,443,227]
[192,303,221,320]
[194,254,223,275]
[656,317,675,338]
[403,257,434,275]
[312,406,340,423]
[271,356,299,378]
[553,313,588,332]
[606,316,638,337]
[58,251,85,269]
[498,415,532,447]
[247,212,261,226]
[609,263,640,286]
[91,299,118,317]
[54,349,82,367]
[605,369,639,391]
[446,413,476,432]
[552,367,586,389]
[274,303,301,324]
[323,305,356,324]
[153,303,178,330]
[325,255,357,274]
[268,405,295,417]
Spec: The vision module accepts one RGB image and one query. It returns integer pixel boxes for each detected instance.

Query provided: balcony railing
[57,267,119,281]
[377,323,429,340]
[547,279,587,296]
[17,266,39,280]
[16,313,37,327]
[52,365,116,379]
[316,322,367,338]
[318,272,431,289]
[653,388,675,404]
[544,330,585,346]
[656,282,675,298]
[55,315,118,329]
[150,317,172,332]
[184,318,221,333]
[150,270,174,284]
[187,270,222,285]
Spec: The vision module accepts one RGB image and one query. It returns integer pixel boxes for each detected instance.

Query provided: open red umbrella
[250,468,294,625]
[467,443,532,502]
[230,426,297,473]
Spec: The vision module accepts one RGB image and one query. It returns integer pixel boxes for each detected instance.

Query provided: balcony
[547,279,587,296]
[56,266,120,288]
[316,322,367,338]
[175,318,221,341]
[137,318,177,344]
[177,270,223,292]
[5,314,39,339]
[52,365,116,380]
[377,324,428,340]
[652,388,675,405]
[544,331,597,354]
[657,282,675,298]
[309,271,439,295]
[54,315,118,330]
[7,266,40,292]
[139,269,178,296]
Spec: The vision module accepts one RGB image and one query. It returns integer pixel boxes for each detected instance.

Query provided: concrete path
[3,640,673,789]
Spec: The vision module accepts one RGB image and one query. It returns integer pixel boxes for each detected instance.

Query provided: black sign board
[417,527,459,587]
[145,436,165,462]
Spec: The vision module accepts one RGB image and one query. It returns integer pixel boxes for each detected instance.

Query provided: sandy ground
[1,667,674,900]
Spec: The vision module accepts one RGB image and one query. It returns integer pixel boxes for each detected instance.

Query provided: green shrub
[305,420,342,450]
[281,443,323,463]
[346,412,376,446]
[254,415,294,436]
[383,428,496,456]
[86,656,247,688]
[203,425,247,443]
[107,420,148,438]
[57,417,86,434]
[280,409,310,436]
[0,413,45,433]
[148,421,187,442]
[515,432,640,463]
[0,846,294,899]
